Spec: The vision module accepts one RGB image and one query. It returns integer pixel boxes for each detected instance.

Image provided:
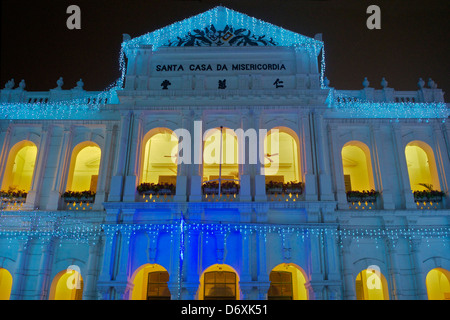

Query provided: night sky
[1,0,449,101]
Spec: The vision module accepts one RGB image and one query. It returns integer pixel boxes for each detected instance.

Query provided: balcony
[202,181,240,202]
[61,191,96,211]
[137,183,176,203]
[266,181,304,202]
[346,190,380,210]
[414,190,445,210]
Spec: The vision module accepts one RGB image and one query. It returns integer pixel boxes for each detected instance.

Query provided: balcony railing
[346,190,380,210]
[0,197,26,211]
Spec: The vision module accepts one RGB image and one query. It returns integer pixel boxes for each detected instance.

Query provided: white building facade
[0,7,449,300]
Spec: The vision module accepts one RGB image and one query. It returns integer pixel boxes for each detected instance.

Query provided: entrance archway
[268,263,308,300]
[426,268,450,300]
[49,268,84,300]
[131,264,171,300]
[0,268,13,300]
[355,267,389,300]
[198,264,239,300]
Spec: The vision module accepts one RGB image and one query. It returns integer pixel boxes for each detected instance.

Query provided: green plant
[413,183,445,200]
[137,182,176,194]
[62,190,96,200]
[346,189,380,199]
[0,186,27,199]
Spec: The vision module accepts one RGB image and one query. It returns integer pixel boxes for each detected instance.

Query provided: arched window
[66,142,101,192]
[355,268,389,300]
[198,264,239,300]
[140,129,178,185]
[263,128,300,184]
[1,141,37,193]
[49,269,83,300]
[204,271,236,300]
[0,268,13,300]
[426,268,450,300]
[405,141,440,192]
[341,142,374,192]
[268,263,308,300]
[131,264,171,300]
[203,127,239,184]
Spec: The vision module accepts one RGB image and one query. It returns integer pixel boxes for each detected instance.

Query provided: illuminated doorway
[49,269,84,300]
[268,263,308,300]
[1,141,37,193]
[355,268,389,300]
[263,128,300,184]
[0,268,13,300]
[131,264,171,300]
[405,141,440,192]
[66,142,101,192]
[426,268,450,300]
[140,129,178,185]
[203,127,239,189]
[198,264,239,300]
[341,142,374,192]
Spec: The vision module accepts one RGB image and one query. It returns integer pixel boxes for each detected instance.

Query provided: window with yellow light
[263,129,300,184]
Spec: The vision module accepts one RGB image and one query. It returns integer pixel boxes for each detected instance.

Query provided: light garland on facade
[121,6,324,54]
[329,91,448,120]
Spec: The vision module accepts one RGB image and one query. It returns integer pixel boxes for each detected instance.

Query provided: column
[47,125,73,210]
[314,113,334,201]
[123,112,144,202]
[432,123,450,207]
[370,124,395,209]
[10,239,29,300]
[83,238,102,300]
[238,108,252,201]
[340,237,357,299]
[302,113,318,201]
[109,112,131,202]
[0,124,12,186]
[328,124,348,208]
[25,124,53,209]
[254,110,267,201]
[94,123,115,209]
[410,239,428,299]
[190,111,203,202]
[256,230,270,300]
[385,238,402,300]
[391,124,416,209]
[33,236,55,300]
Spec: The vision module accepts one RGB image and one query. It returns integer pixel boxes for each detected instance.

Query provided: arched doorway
[199,264,239,300]
[1,140,37,193]
[355,267,389,300]
[66,142,101,193]
[426,268,450,300]
[140,128,178,185]
[405,141,441,192]
[203,127,240,196]
[341,141,374,193]
[0,268,13,300]
[263,127,300,184]
[268,263,308,300]
[49,268,84,300]
[131,264,171,300]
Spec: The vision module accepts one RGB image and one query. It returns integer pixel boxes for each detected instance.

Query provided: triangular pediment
[122,6,323,53]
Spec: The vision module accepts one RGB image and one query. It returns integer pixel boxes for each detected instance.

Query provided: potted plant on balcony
[221,181,240,194]
[202,181,219,194]
[265,181,284,194]
[284,181,304,194]
[62,190,96,202]
[0,187,27,202]
[346,189,379,202]
[413,184,445,202]
[137,182,176,195]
